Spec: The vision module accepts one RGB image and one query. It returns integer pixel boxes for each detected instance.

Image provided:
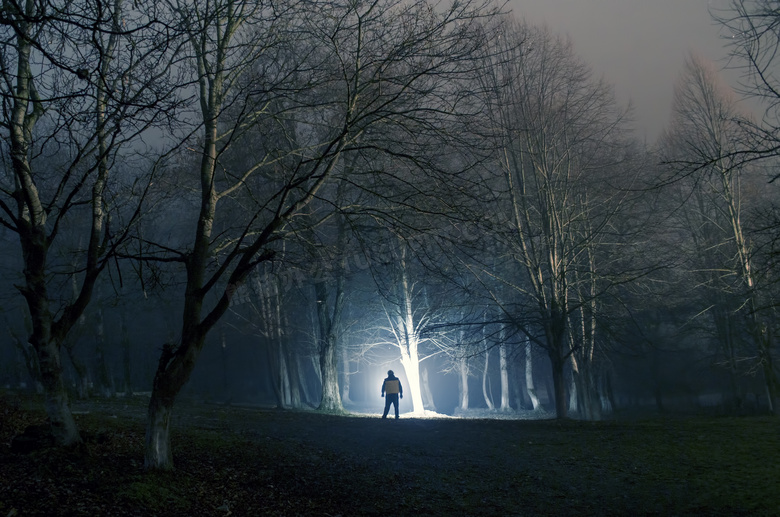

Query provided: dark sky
[513,0,735,143]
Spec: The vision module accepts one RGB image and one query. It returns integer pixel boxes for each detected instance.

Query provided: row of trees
[2,0,780,470]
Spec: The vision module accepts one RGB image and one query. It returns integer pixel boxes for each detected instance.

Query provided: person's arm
[399,381,403,398]
[381,380,385,397]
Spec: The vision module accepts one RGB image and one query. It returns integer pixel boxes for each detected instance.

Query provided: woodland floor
[1,391,779,516]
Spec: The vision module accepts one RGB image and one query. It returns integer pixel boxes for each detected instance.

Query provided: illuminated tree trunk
[482,345,494,409]
[458,355,469,410]
[279,341,292,408]
[525,338,541,411]
[421,366,437,411]
[340,345,353,405]
[499,341,511,411]
[397,249,425,414]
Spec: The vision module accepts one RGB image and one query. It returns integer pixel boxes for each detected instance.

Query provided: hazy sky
[512,0,735,142]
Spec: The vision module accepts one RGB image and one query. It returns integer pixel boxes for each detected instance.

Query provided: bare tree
[660,53,779,413]
[0,0,180,445]
[311,219,349,412]
[714,1,780,161]
[139,0,499,469]
[476,17,633,419]
[370,239,432,414]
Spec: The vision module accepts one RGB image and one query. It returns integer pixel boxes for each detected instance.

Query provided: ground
[1,392,779,516]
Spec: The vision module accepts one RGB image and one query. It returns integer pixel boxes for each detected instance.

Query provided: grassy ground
[1,391,779,516]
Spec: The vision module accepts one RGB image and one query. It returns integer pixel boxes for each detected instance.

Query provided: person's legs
[382,396,392,418]
[392,394,399,419]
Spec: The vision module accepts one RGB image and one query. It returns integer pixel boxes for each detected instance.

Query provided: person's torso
[384,379,400,394]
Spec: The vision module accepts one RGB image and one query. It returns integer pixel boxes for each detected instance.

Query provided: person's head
[387,370,394,377]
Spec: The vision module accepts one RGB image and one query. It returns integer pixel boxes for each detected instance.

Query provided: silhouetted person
[381,370,403,419]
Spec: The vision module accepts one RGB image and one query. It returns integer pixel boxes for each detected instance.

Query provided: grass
[1,391,779,516]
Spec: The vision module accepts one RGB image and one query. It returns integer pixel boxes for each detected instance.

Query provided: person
[381,370,403,419]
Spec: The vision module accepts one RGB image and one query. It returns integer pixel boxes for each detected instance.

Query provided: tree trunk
[286,346,303,409]
[26,280,82,445]
[715,309,742,410]
[549,351,567,419]
[758,335,780,415]
[576,362,602,421]
[265,341,285,408]
[144,339,203,470]
[482,345,494,410]
[652,347,665,413]
[421,366,436,411]
[393,242,425,415]
[315,279,344,412]
[297,353,316,407]
[512,356,526,409]
[499,342,511,411]
[279,341,292,408]
[318,335,342,411]
[144,389,174,470]
[604,372,617,413]
[458,356,469,410]
[38,338,81,446]
[525,339,541,411]
[545,307,569,419]
[569,372,578,415]
[21,233,87,444]
[340,345,352,405]
[121,313,133,397]
[64,342,90,399]
[94,309,114,398]
[399,355,424,415]
[310,353,322,400]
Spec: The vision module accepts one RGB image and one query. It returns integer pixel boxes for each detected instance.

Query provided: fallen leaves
[1,392,779,516]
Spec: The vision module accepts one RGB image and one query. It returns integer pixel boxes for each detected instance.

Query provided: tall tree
[372,238,431,414]
[476,17,632,418]
[140,0,499,469]
[311,217,349,412]
[660,53,779,413]
[0,0,179,445]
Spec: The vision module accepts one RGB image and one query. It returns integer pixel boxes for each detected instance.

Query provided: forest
[2,0,780,477]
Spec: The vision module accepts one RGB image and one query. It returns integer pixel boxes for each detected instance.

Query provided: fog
[1,0,778,450]
[515,0,735,142]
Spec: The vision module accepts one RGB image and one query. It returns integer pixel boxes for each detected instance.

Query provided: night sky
[513,0,735,143]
